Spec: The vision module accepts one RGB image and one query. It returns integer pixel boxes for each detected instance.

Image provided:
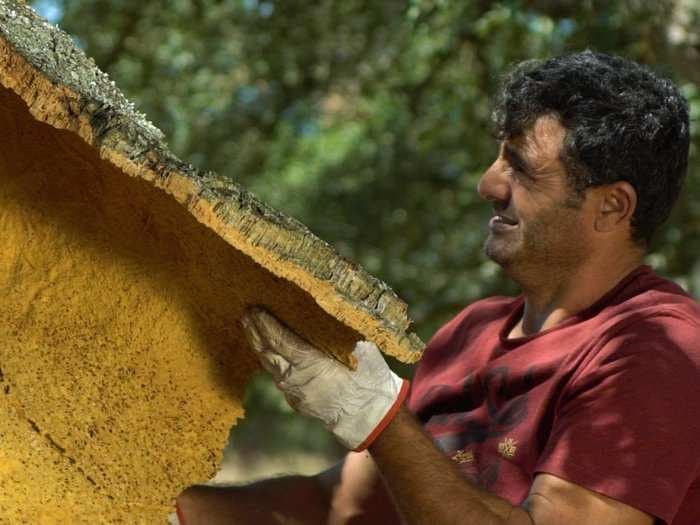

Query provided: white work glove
[241,307,409,451]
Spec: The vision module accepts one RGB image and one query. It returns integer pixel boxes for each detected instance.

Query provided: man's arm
[369,406,526,525]
[369,406,655,525]
[240,308,658,525]
[176,473,332,525]
[176,407,656,525]
[176,451,400,525]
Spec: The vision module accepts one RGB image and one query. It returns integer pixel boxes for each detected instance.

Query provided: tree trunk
[0,2,423,522]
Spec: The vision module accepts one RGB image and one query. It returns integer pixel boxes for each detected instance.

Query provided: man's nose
[477,160,511,203]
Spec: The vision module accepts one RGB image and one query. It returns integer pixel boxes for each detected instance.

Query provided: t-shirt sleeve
[406,305,471,418]
[407,297,519,421]
[535,313,700,524]
[406,301,487,420]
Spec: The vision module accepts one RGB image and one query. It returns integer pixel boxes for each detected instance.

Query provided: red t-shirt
[408,266,700,524]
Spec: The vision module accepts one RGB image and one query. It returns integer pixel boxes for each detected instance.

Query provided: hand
[241,307,410,451]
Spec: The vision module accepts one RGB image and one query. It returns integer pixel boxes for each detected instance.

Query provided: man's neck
[509,255,644,338]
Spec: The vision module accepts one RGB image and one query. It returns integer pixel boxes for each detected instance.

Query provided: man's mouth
[489,214,519,231]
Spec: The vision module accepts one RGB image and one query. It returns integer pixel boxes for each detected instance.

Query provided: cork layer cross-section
[0,2,424,523]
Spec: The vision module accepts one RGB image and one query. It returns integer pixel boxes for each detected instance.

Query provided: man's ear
[594,181,637,233]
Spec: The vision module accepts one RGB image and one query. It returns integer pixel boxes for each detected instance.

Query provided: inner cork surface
[0,85,361,522]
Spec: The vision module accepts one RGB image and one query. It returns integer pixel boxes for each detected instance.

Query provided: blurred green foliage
[32,0,700,464]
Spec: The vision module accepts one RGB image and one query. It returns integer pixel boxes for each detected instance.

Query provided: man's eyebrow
[503,143,533,173]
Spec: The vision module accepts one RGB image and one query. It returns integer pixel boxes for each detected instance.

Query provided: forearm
[177,474,331,525]
[240,309,526,524]
[369,406,533,525]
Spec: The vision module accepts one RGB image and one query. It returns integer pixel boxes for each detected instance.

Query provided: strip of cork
[0,1,423,523]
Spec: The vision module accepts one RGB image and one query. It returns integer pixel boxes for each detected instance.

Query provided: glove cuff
[352,379,410,452]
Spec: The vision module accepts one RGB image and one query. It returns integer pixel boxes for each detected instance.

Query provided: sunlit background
[30,0,700,484]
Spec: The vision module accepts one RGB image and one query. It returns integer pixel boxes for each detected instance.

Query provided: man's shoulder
[601,301,700,359]
[427,295,520,350]
[578,276,700,377]
[600,268,700,329]
[576,266,698,331]
[447,295,521,329]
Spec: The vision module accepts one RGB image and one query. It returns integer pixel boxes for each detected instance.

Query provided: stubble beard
[485,203,587,282]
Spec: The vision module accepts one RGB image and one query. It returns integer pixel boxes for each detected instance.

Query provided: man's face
[477,116,593,275]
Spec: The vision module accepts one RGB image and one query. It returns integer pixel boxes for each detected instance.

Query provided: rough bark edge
[0,1,424,362]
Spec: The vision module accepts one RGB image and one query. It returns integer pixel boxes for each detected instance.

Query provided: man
[177,51,700,524]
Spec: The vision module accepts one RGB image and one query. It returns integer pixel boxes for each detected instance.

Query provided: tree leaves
[35,0,700,460]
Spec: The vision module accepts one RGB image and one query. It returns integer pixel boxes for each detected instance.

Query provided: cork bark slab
[0,1,423,523]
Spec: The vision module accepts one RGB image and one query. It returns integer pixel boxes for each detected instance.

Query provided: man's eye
[508,163,525,174]
[510,166,534,182]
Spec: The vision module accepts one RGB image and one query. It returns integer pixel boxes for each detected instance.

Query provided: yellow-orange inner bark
[0,85,359,522]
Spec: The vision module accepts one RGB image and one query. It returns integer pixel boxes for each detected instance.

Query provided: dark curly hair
[492,50,690,246]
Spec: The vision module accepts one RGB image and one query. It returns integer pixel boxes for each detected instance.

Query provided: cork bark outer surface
[0,1,424,523]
